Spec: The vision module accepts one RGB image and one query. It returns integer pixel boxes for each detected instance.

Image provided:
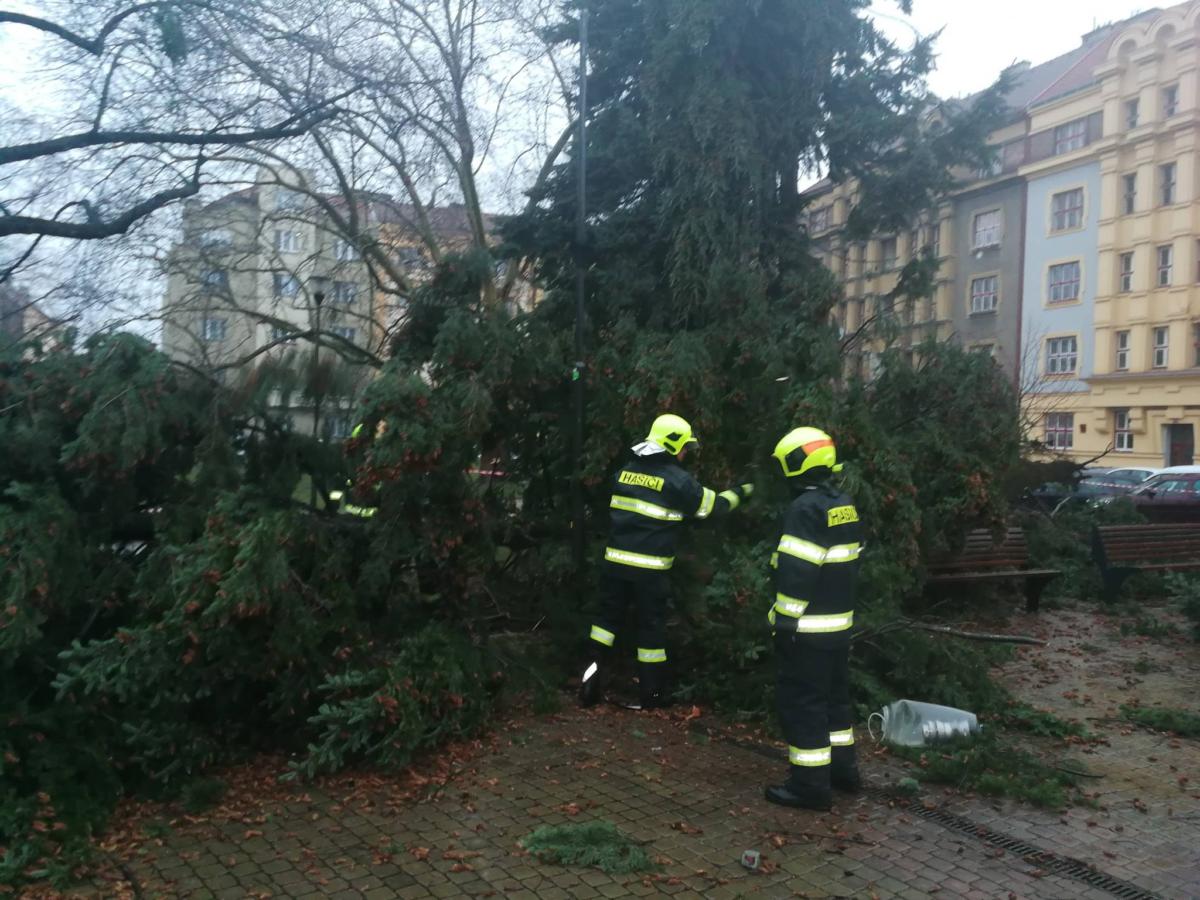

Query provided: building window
[201,317,227,342]
[1115,330,1130,371]
[1118,252,1134,293]
[1044,413,1075,451]
[1126,98,1140,129]
[809,206,832,232]
[1120,173,1137,215]
[1157,245,1173,287]
[1114,409,1134,452]
[971,343,996,357]
[1048,261,1081,303]
[880,237,898,270]
[970,275,999,314]
[325,414,353,440]
[930,221,941,257]
[269,325,296,344]
[1053,119,1087,155]
[332,281,357,304]
[275,189,306,211]
[1051,188,1084,232]
[971,210,1001,249]
[1160,162,1177,206]
[335,239,357,261]
[200,227,233,248]
[272,272,301,298]
[330,325,357,343]
[909,227,921,257]
[1193,322,1200,367]
[1046,336,1078,375]
[1163,84,1179,118]
[274,229,303,253]
[1152,326,1169,368]
[202,268,228,291]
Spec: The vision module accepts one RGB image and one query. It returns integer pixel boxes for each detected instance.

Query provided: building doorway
[1164,424,1195,466]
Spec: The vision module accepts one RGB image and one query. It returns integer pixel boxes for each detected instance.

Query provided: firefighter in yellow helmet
[765,427,863,810]
[580,413,753,709]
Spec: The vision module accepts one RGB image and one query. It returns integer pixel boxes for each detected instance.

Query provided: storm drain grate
[699,727,1163,900]
[868,788,1163,900]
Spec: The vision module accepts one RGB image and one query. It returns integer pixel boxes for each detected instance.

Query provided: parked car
[1084,466,1160,493]
[1110,467,1200,522]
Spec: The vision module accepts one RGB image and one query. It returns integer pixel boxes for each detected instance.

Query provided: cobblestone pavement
[49,605,1200,899]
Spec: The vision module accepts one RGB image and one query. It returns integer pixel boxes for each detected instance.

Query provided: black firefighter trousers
[588,573,669,702]
[774,631,856,789]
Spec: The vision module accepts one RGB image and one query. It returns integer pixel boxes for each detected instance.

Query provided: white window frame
[1053,119,1087,155]
[1046,336,1078,375]
[1126,98,1140,129]
[1163,84,1180,118]
[201,317,227,342]
[1152,326,1169,369]
[335,239,358,262]
[1160,162,1177,206]
[332,281,357,305]
[269,325,297,345]
[1119,252,1134,293]
[1157,245,1173,287]
[1044,413,1075,451]
[1114,409,1134,452]
[274,229,303,253]
[930,221,941,258]
[809,206,832,232]
[969,275,999,314]
[971,209,1002,249]
[1122,173,1137,215]
[1051,188,1084,232]
[1115,330,1130,371]
[272,272,301,298]
[880,237,898,271]
[1048,261,1081,304]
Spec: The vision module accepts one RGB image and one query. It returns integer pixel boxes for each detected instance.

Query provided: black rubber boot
[764,783,833,811]
[830,765,862,793]
[831,746,861,793]
[579,660,604,708]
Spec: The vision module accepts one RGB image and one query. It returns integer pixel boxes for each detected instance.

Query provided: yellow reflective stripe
[342,504,377,518]
[718,489,740,511]
[793,612,854,633]
[770,551,779,569]
[328,490,344,501]
[767,606,777,628]
[773,594,809,618]
[590,625,616,647]
[696,487,717,519]
[604,548,674,570]
[610,495,684,521]
[778,536,827,565]
[830,728,855,746]
[788,746,832,767]
[637,647,667,663]
[777,538,862,566]
[824,542,862,564]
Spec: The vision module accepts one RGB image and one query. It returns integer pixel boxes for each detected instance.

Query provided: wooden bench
[927,527,1060,613]
[1091,523,1200,603]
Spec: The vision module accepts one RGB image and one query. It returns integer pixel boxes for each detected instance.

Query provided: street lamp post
[309,274,330,507]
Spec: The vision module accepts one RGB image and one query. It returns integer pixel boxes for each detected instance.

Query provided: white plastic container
[868,700,980,747]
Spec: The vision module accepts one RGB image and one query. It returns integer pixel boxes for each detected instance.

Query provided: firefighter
[579,413,753,710]
[765,427,863,810]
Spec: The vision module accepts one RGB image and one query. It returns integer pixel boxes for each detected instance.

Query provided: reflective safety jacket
[604,448,746,580]
[770,483,862,646]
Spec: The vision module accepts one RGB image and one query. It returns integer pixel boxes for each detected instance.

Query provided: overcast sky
[871,0,1166,98]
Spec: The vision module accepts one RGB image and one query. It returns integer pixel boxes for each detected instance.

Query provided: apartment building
[813,3,1200,467]
[162,172,501,437]
[1,282,59,351]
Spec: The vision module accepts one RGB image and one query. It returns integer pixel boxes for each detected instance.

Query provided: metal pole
[571,6,589,571]
[311,289,325,507]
